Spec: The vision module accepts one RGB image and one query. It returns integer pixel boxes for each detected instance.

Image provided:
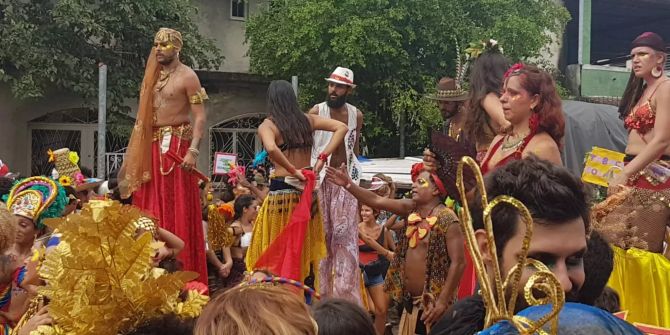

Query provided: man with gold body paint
[119,28,208,284]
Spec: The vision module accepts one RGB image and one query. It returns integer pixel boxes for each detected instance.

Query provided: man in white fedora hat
[309,66,364,305]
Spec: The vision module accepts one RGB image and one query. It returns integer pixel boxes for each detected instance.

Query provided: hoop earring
[652,65,663,78]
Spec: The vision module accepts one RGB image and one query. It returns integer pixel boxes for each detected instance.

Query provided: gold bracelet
[188,147,200,157]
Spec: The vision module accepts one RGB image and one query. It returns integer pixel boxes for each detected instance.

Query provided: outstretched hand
[423,148,439,172]
[325,163,351,187]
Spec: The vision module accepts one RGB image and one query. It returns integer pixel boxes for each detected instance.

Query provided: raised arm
[310,114,348,173]
[258,120,301,178]
[482,93,510,132]
[157,227,185,257]
[309,114,348,157]
[326,164,415,216]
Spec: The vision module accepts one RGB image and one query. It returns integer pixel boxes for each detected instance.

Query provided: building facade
[0,0,271,178]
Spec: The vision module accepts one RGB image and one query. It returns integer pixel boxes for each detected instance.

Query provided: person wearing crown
[118,28,209,284]
[2,177,67,331]
[326,132,468,335]
[309,67,365,304]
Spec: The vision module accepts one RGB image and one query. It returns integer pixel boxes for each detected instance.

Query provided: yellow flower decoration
[68,151,79,165]
[58,175,72,187]
[47,149,55,163]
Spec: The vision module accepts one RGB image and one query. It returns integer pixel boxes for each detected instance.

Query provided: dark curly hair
[505,64,565,147]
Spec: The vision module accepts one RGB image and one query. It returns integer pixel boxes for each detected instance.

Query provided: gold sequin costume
[14,200,208,335]
[591,159,670,328]
[245,178,326,288]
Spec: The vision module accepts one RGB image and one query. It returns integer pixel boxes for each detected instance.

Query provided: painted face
[360,205,375,222]
[437,100,462,120]
[499,76,538,126]
[154,39,178,65]
[15,215,37,245]
[326,82,350,108]
[411,171,439,203]
[631,46,665,78]
[498,217,587,311]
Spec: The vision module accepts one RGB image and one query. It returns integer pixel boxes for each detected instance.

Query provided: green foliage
[0,0,223,112]
[246,0,570,156]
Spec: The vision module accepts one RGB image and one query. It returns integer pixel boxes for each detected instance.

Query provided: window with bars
[231,0,246,20]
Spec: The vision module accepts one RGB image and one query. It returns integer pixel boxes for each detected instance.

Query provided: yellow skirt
[608,246,670,328]
[245,188,326,287]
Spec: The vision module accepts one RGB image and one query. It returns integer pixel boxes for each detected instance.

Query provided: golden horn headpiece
[456,156,565,334]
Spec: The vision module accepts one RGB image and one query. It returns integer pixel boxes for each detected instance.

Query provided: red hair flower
[411,163,425,182]
[504,63,525,79]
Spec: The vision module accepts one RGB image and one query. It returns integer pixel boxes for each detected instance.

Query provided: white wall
[0,86,85,175]
[194,0,267,73]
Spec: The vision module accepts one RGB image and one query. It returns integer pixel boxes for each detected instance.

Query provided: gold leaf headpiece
[154,28,183,50]
[30,200,206,335]
[455,157,565,334]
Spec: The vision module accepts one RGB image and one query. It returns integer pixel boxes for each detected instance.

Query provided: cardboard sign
[581,147,625,187]
[213,152,237,175]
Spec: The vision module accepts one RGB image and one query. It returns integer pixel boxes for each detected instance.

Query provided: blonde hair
[194,285,317,335]
[0,206,17,254]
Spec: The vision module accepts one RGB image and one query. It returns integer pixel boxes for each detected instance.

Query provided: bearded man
[119,28,208,283]
[309,66,364,304]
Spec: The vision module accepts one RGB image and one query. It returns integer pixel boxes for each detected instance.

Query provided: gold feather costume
[14,200,208,335]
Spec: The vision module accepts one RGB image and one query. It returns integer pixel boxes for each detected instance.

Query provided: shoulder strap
[481,137,505,168]
[649,79,670,100]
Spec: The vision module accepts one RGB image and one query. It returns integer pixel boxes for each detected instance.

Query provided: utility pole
[97,63,108,179]
[292,75,299,98]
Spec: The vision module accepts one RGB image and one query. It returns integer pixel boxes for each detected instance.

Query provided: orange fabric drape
[118,48,160,199]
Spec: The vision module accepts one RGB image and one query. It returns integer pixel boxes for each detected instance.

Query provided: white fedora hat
[325,67,356,87]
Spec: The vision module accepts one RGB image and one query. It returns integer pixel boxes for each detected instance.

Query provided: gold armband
[189,88,209,104]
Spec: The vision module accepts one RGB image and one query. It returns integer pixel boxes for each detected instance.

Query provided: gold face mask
[153,28,183,53]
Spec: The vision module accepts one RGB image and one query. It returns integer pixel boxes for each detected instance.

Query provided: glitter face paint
[417,178,430,188]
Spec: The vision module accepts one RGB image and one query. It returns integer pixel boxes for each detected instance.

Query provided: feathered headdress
[456,156,565,334]
[25,200,208,335]
[465,39,504,60]
[5,176,67,229]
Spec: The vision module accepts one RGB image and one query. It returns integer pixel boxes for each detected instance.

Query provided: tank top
[358,227,386,265]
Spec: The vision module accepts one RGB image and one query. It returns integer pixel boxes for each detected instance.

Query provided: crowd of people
[0,27,667,335]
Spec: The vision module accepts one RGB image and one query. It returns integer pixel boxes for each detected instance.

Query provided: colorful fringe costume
[245,173,326,287]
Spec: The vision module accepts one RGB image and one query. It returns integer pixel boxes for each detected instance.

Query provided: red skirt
[133,134,208,284]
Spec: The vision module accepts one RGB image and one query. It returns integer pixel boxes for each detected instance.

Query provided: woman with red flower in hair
[454,64,565,300]
[479,63,565,175]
